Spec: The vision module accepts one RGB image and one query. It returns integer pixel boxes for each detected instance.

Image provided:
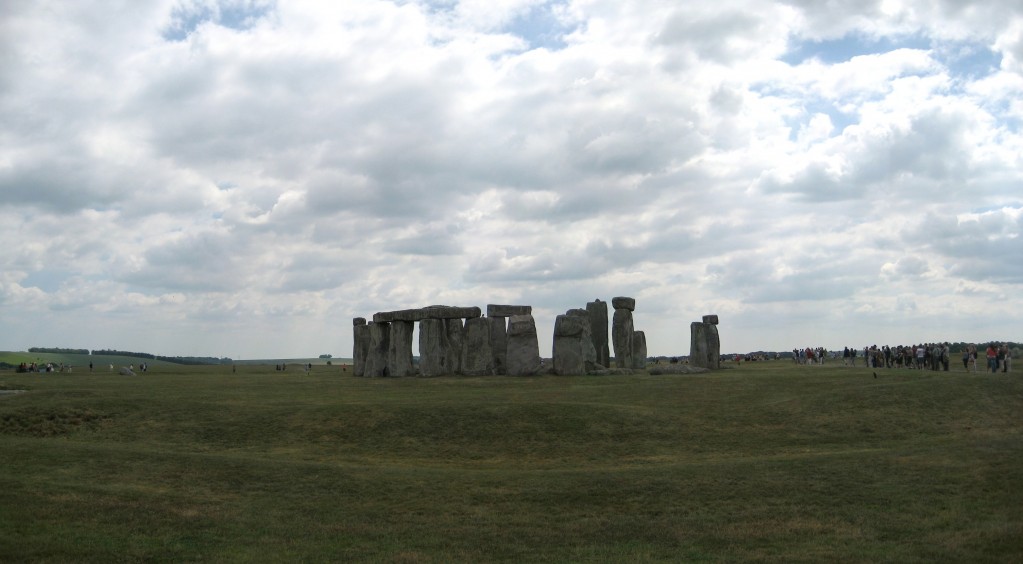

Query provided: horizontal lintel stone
[373,306,482,323]
[611,297,636,311]
[487,304,532,318]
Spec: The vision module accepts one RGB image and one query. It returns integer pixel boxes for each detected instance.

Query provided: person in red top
[985,343,998,373]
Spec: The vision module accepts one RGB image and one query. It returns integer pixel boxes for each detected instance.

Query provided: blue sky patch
[782,32,930,65]
[504,2,573,51]
[163,1,275,41]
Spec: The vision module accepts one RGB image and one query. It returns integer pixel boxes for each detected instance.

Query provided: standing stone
[632,330,647,370]
[387,321,415,377]
[706,323,721,369]
[506,314,541,376]
[445,318,464,375]
[489,317,508,375]
[586,300,610,368]
[365,322,391,377]
[612,308,634,369]
[690,322,710,369]
[567,309,597,371]
[461,317,493,376]
[353,321,371,377]
[419,318,450,377]
[553,314,587,375]
[703,314,719,325]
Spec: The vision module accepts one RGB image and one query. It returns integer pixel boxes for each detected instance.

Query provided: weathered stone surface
[506,314,541,376]
[387,321,415,377]
[353,317,367,326]
[489,317,508,375]
[418,318,451,377]
[487,304,532,318]
[119,366,136,376]
[612,308,634,368]
[445,318,464,375]
[702,314,719,325]
[632,330,647,370]
[353,323,371,377]
[554,313,587,337]
[706,323,721,369]
[553,314,586,375]
[365,322,390,377]
[373,306,482,324]
[587,299,610,368]
[611,296,636,311]
[690,322,711,369]
[461,317,493,376]
[568,309,597,370]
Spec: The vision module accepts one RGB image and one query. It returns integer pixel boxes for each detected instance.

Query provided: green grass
[0,362,1020,562]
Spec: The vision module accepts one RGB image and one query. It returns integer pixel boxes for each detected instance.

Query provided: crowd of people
[786,343,1014,373]
[15,362,73,373]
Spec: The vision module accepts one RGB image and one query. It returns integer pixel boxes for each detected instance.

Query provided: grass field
[0,361,1020,562]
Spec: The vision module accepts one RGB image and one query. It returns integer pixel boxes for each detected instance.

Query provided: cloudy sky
[2,0,1020,360]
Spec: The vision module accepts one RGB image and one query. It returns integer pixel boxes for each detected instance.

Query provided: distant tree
[319,354,333,359]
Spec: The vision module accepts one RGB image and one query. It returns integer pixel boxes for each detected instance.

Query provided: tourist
[986,343,998,373]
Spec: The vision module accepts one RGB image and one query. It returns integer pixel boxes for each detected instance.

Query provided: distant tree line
[29,347,90,355]
[29,347,232,365]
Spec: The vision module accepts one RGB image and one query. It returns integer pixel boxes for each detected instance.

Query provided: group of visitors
[837,343,1013,373]
[979,343,1012,373]
[15,362,72,373]
[792,347,828,364]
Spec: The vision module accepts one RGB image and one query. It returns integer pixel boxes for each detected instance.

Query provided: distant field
[0,351,183,369]
[0,351,352,369]
[0,362,1020,561]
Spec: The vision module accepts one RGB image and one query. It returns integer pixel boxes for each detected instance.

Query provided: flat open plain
[1,361,1020,562]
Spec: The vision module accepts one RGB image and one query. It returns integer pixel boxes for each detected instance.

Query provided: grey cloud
[120,229,249,292]
[757,104,983,202]
[905,209,1023,283]
[655,10,766,64]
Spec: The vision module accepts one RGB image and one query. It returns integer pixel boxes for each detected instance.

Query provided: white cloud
[0,0,1020,358]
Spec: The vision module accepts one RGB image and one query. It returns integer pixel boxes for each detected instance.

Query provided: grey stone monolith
[632,330,647,370]
[586,299,610,368]
[706,323,721,369]
[461,317,493,376]
[387,320,415,377]
[489,316,508,375]
[553,314,587,375]
[690,322,711,369]
[419,318,451,377]
[445,318,464,375]
[568,308,597,370]
[612,308,634,368]
[703,314,719,325]
[506,314,541,376]
[365,322,391,377]
[353,322,371,377]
